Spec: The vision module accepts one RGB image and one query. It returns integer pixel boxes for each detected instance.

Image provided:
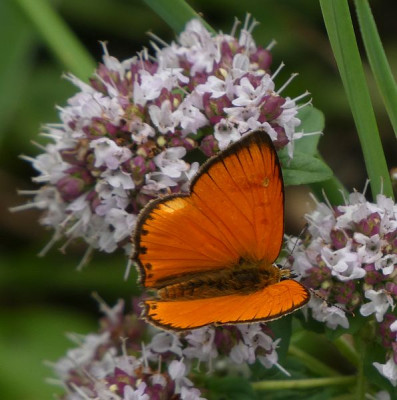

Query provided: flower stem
[331,395,357,400]
[354,336,367,400]
[142,0,215,34]
[288,344,341,377]
[15,0,96,81]
[252,376,355,391]
[319,0,394,200]
[333,335,359,368]
[354,0,397,139]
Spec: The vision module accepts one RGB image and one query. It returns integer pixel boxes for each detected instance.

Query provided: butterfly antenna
[124,258,133,281]
[280,224,308,270]
[309,288,355,317]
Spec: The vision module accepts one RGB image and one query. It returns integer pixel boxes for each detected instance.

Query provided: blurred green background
[1,0,396,398]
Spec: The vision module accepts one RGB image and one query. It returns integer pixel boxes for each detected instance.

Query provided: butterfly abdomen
[157,262,281,301]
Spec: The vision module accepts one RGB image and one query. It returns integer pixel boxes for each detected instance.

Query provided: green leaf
[280,152,333,186]
[295,107,325,156]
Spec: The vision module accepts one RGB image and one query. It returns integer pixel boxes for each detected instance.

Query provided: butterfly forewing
[191,132,284,262]
[133,131,284,289]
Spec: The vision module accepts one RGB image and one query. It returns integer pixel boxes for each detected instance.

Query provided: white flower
[336,194,373,229]
[229,324,279,368]
[90,137,132,170]
[224,104,260,123]
[54,332,110,377]
[180,387,206,400]
[142,172,179,194]
[321,244,365,281]
[373,357,397,386]
[232,53,251,75]
[154,147,188,179]
[257,340,280,369]
[123,382,149,400]
[24,146,68,184]
[229,341,254,364]
[213,119,241,149]
[178,20,221,75]
[130,120,155,144]
[306,201,336,241]
[374,391,391,400]
[291,249,314,277]
[309,298,349,330]
[138,68,188,102]
[375,254,396,275]
[168,359,192,393]
[232,76,274,107]
[376,194,396,216]
[148,100,177,134]
[381,214,397,235]
[101,169,135,190]
[196,74,235,99]
[184,327,218,363]
[174,95,208,134]
[277,98,302,158]
[90,348,118,379]
[105,208,136,243]
[354,233,382,264]
[150,373,167,388]
[390,320,397,333]
[149,332,183,357]
[360,289,394,322]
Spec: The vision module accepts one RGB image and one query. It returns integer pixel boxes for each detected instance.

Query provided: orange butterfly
[132,130,310,331]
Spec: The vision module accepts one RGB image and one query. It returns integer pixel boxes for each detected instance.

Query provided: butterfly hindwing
[144,279,310,331]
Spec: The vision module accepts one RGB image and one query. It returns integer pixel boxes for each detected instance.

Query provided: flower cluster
[49,297,284,400]
[289,191,397,385]
[13,17,306,261]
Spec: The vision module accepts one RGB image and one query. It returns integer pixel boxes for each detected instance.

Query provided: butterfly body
[133,130,310,331]
[157,260,283,301]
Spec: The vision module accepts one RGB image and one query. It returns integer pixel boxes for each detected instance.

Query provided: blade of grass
[354,0,397,139]
[252,376,356,390]
[0,0,35,143]
[319,0,393,200]
[142,0,215,34]
[15,0,96,81]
